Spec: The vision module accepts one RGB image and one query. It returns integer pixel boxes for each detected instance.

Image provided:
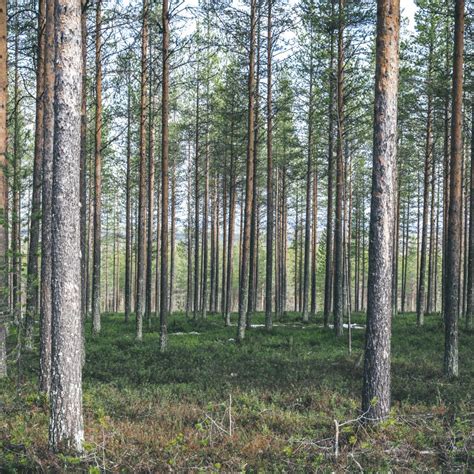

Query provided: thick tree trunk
[136,0,149,340]
[362,0,399,422]
[0,0,8,378]
[237,0,257,342]
[49,0,84,451]
[160,0,170,351]
[444,0,464,378]
[92,0,102,335]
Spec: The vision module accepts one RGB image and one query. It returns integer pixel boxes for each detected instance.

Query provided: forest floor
[1,311,473,472]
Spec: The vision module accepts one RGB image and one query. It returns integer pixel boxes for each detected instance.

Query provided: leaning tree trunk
[444,0,464,378]
[159,0,170,352]
[49,0,84,451]
[92,0,102,335]
[39,0,54,393]
[362,0,400,422]
[0,0,8,378]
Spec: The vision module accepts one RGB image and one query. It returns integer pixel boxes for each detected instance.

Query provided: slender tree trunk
[324,0,336,327]
[417,58,433,326]
[146,40,155,324]
[169,170,176,313]
[49,0,84,451]
[25,0,45,347]
[92,0,102,335]
[193,78,200,319]
[466,107,474,329]
[237,0,257,342]
[427,145,437,314]
[0,0,8,378]
[303,49,314,322]
[265,0,273,330]
[186,146,193,317]
[444,0,464,378]
[125,60,132,323]
[311,158,318,317]
[160,0,170,351]
[333,0,345,336]
[362,0,400,422]
[136,0,149,340]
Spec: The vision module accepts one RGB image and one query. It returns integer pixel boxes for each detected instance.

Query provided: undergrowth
[1,311,472,472]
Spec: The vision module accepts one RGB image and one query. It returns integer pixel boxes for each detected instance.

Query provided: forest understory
[1,311,472,472]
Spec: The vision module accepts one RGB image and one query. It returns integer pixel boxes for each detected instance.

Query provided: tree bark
[136,0,149,340]
[25,0,45,347]
[333,0,345,336]
[160,0,170,351]
[265,0,273,330]
[324,0,336,327]
[39,0,54,392]
[237,0,257,342]
[49,0,84,451]
[0,0,8,378]
[362,0,400,422]
[466,107,474,329]
[92,0,102,335]
[444,0,464,378]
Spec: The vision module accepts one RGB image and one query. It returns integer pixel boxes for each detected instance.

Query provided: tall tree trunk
[49,0,84,451]
[427,146,437,314]
[11,1,21,323]
[169,170,176,313]
[25,0,45,348]
[125,59,132,323]
[466,107,474,329]
[324,0,336,327]
[237,0,257,342]
[416,54,433,326]
[265,0,273,330]
[160,0,170,352]
[0,0,8,378]
[193,78,200,319]
[92,0,102,335]
[146,36,155,324]
[136,0,149,341]
[362,0,400,422]
[186,146,193,318]
[444,0,464,378]
[333,0,345,336]
[303,47,314,322]
[310,158,318,317]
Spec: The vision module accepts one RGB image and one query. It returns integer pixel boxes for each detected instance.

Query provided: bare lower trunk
[362,0,400,422]
[39,0,54,393]
[49,0,84,451]
[0,0,8,378]
[444,0,464,378]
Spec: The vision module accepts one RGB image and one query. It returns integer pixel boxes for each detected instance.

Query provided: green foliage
[1,312,473,471]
